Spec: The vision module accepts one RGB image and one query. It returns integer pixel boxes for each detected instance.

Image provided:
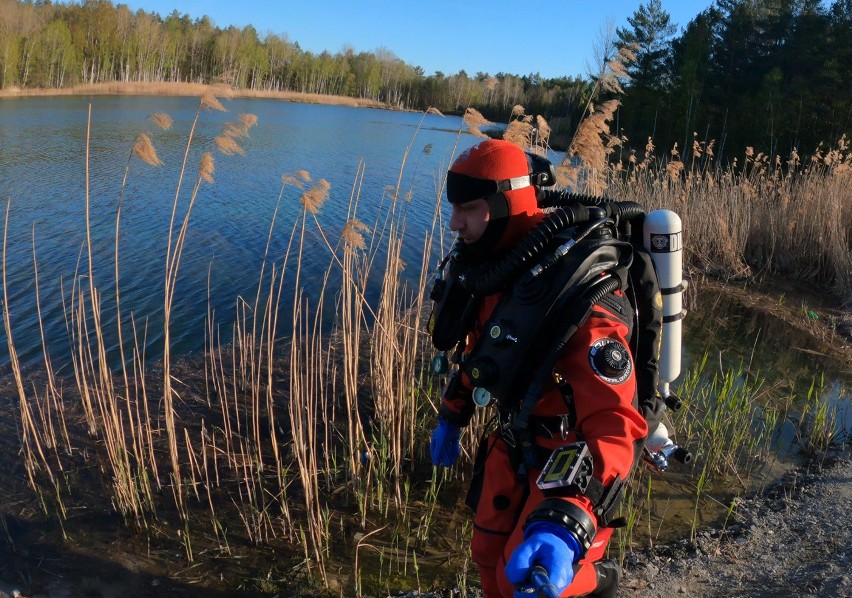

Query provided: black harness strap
[511,274,622,478]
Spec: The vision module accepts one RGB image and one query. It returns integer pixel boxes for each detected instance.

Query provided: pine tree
[616,0,678,153]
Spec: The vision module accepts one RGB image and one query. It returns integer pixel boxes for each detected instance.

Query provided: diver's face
[449,198,490,244]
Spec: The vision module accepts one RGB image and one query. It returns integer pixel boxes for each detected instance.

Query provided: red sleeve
[553,301,648,517]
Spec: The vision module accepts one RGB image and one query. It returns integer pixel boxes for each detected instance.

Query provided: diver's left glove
[505,521,581,598]
[429,416,461,467]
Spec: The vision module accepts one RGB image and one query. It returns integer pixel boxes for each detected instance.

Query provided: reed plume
[215,114,257,155]
[214,135,245,156]
[281,175,304,188]
[342,218,370,252]
[281,170,312,193]
[285,169,312,187]
[463,107,491,138]
[666,159,684,182]
[563,34,635,179]
[200,92,226,112]
[570,99,621,169]
[504,114,534,149]
[200,152,215,183]
[301,179,330,214]
[560,99,621,193]
[222,122,248,139]
[147,112,173,130]
[500,105,552,155]
[238,113,259,129]
[535,116,552,149]
[132,133,163,166]
[599,44,636,94]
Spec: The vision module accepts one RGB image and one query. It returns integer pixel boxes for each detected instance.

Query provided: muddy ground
[0,275,849,598]
[2,445,850,597]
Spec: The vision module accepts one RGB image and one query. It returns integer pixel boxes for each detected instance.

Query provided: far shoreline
[0,80,404,110]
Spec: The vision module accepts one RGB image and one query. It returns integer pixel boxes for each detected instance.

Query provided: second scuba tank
[643,210,685,402]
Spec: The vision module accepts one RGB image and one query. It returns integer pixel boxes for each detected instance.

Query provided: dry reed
[342,219,371,251]
[148,112,174,130]
[4,84,847,598]
[214,135,245,156]
[301,179,331,214]
[132,133,163,166]
[199,152,215,183]
[462,107,491,138]
[200,92,226,112]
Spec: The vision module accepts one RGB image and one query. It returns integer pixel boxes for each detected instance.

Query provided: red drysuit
[439,291,647,597]
[437,138,648,597]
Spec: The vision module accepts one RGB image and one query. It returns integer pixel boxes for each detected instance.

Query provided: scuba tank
[643,210,686,407]
[642,209,691,469]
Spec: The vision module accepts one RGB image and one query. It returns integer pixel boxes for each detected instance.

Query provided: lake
[0,95,847,421]
[0,94,849,596]
[0,95,476,369]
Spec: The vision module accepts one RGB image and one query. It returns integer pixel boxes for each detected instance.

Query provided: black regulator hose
[538,189,647,223]
[459,204,591,297]
[451,186,647,299]
[538,189,607,209]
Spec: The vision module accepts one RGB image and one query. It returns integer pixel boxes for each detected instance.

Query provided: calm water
[1,96,849,596]
[0,95,472,369]
[0,96,848,440]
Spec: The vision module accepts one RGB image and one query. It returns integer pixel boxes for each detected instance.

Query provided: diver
[427,139,648,597]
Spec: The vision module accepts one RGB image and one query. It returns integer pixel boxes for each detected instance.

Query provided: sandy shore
[0,81,396,109]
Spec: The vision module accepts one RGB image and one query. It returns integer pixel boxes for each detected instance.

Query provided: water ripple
[1,96,465,371]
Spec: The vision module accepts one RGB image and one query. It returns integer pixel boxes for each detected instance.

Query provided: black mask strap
[447,171,532,204]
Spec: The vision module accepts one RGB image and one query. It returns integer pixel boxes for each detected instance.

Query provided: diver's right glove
[429,416,461,467]
[505,521,580,597]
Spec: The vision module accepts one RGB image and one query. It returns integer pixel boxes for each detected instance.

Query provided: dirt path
[620,444,852,598]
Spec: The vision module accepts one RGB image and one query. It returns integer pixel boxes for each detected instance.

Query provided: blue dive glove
[429,417,461,467]
[505,521,581,598]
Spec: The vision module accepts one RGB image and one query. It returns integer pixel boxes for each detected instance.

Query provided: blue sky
[118,1,717,79]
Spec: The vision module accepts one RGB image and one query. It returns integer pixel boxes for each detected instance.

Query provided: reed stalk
[31,227,68,464]
[161,95,210,511]
[3,199,58,499]
[287,195,329,582]
[4,88,847,596]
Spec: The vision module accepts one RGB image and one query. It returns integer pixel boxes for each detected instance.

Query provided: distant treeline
[1,0,850,161]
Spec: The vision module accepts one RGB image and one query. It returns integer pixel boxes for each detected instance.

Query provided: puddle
[620,280,850,548]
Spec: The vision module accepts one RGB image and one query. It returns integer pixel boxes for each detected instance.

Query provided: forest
[1,0,850,162]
